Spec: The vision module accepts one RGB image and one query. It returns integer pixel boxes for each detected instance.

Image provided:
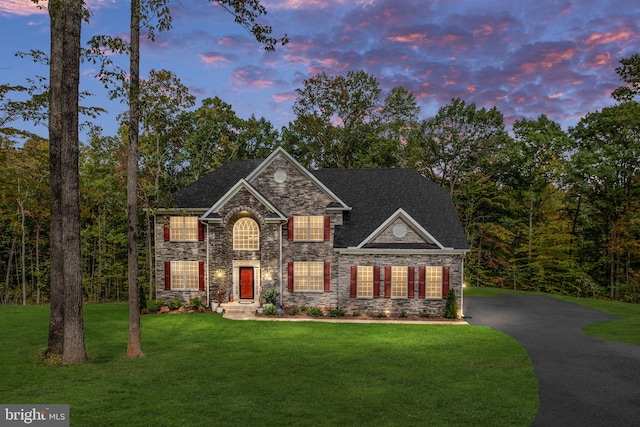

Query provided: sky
[1,0,639,142]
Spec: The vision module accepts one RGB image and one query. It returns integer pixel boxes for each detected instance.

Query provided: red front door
[239,267,254,299]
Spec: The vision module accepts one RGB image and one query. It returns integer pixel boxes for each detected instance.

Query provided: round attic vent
[393,223,407,238]
[274,169,287,183]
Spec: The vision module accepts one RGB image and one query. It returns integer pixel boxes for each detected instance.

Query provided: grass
[0,303,537,426]
[464,286,640,345]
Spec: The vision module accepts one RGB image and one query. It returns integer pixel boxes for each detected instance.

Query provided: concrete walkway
[464,295,640,427]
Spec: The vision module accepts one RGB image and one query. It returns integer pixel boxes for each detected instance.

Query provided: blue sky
[1,0,639,141]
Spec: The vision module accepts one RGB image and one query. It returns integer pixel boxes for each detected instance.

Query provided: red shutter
[287,217,294,242]
[324,216,331,241]
[288,262,294,292]
[373,266,381,299]
[442,266,450,299]
[418,267,425,299]
[350,266,357,298]
[324,262,331,292]
[164,222,170,241]
[408,266,415,299]
[198,221,205,241]
[164,262,171,290]
[198,262,205,291]
[384,266,391,298]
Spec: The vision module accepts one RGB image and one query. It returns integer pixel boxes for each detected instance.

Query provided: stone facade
[155,149,467,317]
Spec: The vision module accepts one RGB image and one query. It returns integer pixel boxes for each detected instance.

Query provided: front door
[239,267,254,299]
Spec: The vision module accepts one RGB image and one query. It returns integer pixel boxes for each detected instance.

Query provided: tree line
[2,55,639,308]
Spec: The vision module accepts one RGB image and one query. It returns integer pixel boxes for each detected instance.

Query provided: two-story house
[155,147,469,316]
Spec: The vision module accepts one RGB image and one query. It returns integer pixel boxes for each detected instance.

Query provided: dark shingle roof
[168,159,468,250]
[170,159,263,208]
[311,168,469,249]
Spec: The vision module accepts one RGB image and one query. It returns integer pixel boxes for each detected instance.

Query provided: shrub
[329,308,345,318]
[376,312,387,318]
[306,306,323,317]
[444,289,458,319]
[147,300,164,313]
[399,311,409,318]
[262,288,279,306]
[169,299,183,310]
[189,297,203,310]
[263,305,278,315]
[289,307,300,316]
[352,311,361,317]
[419,310,430,318]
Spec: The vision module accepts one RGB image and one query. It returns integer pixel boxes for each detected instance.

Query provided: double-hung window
[293,216,325,241]
[426,266,443,298]
[169,216,199,241]
[293,262,324,292]
[357,266,374,298]
[391,266,408,298]
[170,261,199,290]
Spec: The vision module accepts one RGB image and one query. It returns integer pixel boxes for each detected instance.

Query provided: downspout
[460,253,465,318]
[279,222,283,307]
[205,222,210,308]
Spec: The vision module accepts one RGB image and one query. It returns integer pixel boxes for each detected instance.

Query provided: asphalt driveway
[464,294,640,426]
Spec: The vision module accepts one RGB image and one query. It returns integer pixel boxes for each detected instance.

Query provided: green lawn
[0,303,537,426]
[464,286,640,345]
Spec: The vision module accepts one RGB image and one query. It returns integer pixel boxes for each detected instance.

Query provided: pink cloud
[585,31,633,46]
[0,0,46,16]
[273,92,296,103]
[199,52,228,64]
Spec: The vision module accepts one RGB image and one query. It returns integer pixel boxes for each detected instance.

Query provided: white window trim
[425,266,443,299]
[293,261,324,292]
[357,266,374,299]
[170,216,199,242]
[293,216,324,242]
[170,261,199,290]
[233,217,260,251]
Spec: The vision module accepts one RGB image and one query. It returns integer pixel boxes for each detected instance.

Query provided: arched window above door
[233,217,259,250]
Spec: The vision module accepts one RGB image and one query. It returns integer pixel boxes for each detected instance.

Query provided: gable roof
[200,179,287,222]
[311,168,469,250]
[246,147,350,211]
[170,159,263,209]
[166,151,468,251]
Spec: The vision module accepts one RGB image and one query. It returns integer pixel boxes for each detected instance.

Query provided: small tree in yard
[444,289,458,319]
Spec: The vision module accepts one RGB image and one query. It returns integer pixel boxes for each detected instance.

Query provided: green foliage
[289,307,300,316]
[445,289,458,319]
[168,299,183,310]
[146,300,165,313]
[329,308,345,318]
[189,297,203,310]
[262,288,279,306]
[306,306,323,317]
[262,305,278,315]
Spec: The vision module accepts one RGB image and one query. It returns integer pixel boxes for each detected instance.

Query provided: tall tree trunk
[19,198,26,306]
[61,0,86,364]
[3,237,15,305]
[47,0,66,357]
[127,0,144,358]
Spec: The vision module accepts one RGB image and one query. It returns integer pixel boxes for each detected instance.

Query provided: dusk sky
[1,0,639,141]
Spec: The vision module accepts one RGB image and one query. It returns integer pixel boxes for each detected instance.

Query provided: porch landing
[221,301,260,320]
